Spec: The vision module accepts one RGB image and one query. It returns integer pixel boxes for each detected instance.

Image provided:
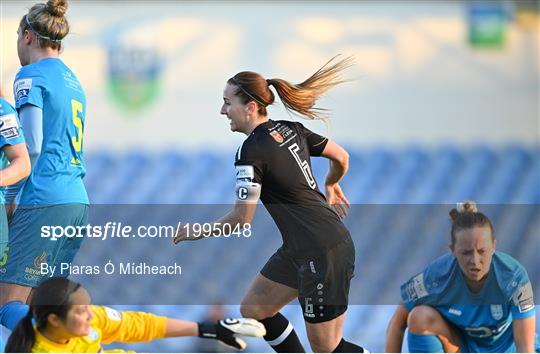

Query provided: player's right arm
[320,140,350,219]
[174,146,262,244]
[385,302,409,353]
[173,199,258,244]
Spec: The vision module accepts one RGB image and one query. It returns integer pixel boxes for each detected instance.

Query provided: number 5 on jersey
[289,143,317,189]
[71,99,83,165]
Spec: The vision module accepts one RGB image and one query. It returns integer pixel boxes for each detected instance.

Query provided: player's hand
[198,318,266,351]
[325,183,350,219]
[173,224,198,245]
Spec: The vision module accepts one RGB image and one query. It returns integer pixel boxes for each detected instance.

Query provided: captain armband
[235,180,261,202]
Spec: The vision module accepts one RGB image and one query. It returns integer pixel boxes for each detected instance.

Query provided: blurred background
[1,0,539,352]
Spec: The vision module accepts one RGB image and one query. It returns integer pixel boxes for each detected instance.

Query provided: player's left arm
[511,279,536,353]
[512,316,535,353]
[320,140,350,219]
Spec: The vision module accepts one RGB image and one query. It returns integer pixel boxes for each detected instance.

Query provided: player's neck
[244,116,269,135]
[39,327,71,345]
[29,48,59,64]
[464,272,489,293]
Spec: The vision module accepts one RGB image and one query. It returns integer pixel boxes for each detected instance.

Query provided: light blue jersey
[0,98,25,204]
[13,57,88,206]
[401,251,536,352]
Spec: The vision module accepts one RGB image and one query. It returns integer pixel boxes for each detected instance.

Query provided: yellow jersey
[32,305,167,353]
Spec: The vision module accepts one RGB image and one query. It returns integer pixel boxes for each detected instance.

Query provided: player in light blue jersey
[385,202,537,353]
[0,0,89,332]
[0,97,31,264]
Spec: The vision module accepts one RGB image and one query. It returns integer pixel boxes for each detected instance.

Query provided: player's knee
[240,303,276,320]
[407,305,440,334]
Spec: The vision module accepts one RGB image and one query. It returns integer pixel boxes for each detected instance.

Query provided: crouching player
[386,202,537,353]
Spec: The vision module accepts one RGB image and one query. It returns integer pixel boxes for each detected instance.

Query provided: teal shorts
[0,204,88,287]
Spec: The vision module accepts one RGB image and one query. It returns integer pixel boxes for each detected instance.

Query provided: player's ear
[245,101,257,115]
[448,243,454,253]
[24,29,33,44]
[47,313,63,328]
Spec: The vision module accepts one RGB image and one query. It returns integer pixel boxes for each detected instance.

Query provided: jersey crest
[270,130,284,143]
[490,304,503,320]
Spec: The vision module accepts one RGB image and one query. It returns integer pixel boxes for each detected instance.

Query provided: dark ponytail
[5,310,36,353]
[5,277,81,353]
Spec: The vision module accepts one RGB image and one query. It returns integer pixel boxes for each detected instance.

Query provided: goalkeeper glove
[198,318,266,351]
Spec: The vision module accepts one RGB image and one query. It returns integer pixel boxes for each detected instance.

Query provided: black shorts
[260,239,355,323]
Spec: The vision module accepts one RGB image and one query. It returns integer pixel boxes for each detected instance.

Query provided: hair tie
[230,77,268,107]
[25,15,62,43]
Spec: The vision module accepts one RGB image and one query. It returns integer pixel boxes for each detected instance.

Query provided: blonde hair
[228,55,354,120]
[19,0,69,50]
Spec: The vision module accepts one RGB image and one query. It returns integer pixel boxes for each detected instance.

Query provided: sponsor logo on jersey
[513,283,535,313]
[449,308,462,316]
[270,130,284,143]
[406,273,429,301]
[0,114,20,139]
[0,128,20,139]
[0,116,20,139]
[14,78,32,102]
[490,304,503,320]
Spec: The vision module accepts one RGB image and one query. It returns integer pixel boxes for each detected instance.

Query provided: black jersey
[234,119,351,257]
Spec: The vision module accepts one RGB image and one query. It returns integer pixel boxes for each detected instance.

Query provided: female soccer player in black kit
[174,56,366,353]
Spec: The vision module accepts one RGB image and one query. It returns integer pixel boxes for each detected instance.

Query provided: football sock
[260,312,305,353]
[407,332,444,353]
[332,338,367,353]
[0,301,29,331]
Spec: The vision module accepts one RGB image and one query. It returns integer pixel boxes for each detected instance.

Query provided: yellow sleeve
[91,305,168,344]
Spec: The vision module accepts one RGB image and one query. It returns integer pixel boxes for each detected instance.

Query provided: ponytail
[5,309,36,353]
[268,55,354,120]
[228,55,354,120]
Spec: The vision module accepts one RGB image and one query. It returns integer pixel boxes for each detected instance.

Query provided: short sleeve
[234,141,264,184]
[400,272,430,311]
[0,100,25,147]
[296,122,328,156]
[510,277,535,320]
[91,305,168,344]
[13,66,45,109]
